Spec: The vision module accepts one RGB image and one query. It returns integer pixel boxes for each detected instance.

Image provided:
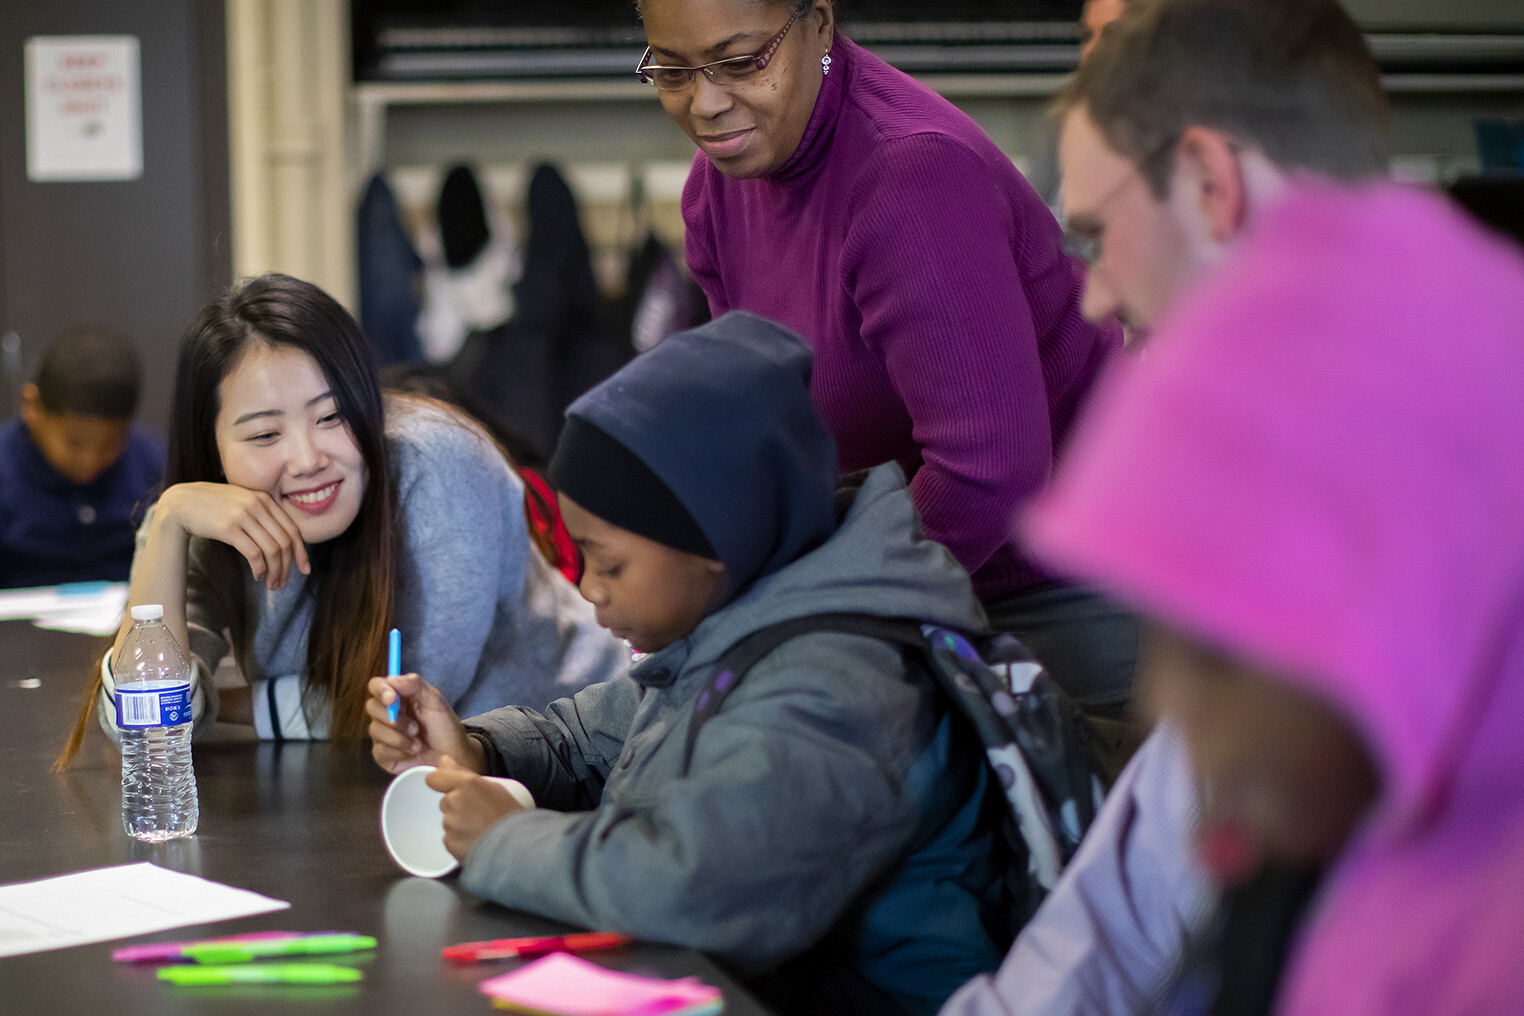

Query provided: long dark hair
[178,274,398,741]
[59,274,398,762]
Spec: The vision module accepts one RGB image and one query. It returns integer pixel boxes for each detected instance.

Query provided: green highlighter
[183,933,376,964]
[158,963,362,985]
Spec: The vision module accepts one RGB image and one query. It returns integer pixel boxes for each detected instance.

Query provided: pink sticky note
[478,952,720,1016]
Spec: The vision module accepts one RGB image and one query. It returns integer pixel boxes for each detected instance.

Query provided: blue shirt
[0,418,165,588]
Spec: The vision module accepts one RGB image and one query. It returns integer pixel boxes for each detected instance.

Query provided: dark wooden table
[0,620,772,1015]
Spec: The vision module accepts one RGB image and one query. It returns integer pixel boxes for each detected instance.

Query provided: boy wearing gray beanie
[369,311,1004,1016]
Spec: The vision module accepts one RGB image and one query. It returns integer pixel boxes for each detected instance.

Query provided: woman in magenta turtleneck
[636,0,1134,717]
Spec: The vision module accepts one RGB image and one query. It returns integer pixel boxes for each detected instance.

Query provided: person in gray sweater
[369,312,1005,1016]
[86,274,625,748]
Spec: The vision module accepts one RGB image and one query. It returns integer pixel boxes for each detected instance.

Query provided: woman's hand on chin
[158,481,312,590]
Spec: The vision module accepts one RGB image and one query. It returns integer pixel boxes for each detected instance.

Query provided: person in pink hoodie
[1025,180,1524,1015]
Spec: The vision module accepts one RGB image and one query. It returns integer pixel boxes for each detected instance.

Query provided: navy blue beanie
[549,311,838,598]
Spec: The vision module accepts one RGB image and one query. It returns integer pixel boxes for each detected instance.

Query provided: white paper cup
[379,765,535,878]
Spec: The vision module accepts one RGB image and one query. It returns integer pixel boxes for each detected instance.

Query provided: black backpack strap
[682,613,927,771]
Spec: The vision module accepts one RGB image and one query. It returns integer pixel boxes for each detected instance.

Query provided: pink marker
[113,930,334,964]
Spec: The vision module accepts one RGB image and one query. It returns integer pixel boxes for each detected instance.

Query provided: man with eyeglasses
[1056,0,1388,341]
[939,1,1391,1014]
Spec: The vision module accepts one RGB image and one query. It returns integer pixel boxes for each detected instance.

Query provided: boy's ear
[18,383,43,428]
[702,558,729,612]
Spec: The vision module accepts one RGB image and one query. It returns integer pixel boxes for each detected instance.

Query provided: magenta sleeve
[842,134,1055,575]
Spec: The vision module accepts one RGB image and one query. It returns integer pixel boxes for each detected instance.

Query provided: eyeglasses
[1060,136,1181,268]
[636,5,803,91]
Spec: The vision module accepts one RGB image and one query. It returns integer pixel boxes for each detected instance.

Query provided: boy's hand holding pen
[366,630,482,775]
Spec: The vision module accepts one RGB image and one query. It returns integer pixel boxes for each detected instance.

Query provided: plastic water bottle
[116,604,199,841]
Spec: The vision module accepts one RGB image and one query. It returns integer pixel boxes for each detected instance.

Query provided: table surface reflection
[0,620,772,1015]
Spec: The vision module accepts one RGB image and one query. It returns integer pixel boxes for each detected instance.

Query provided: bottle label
[117,681,193,729]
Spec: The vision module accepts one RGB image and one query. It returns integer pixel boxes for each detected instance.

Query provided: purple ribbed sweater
[682,36,1120,600]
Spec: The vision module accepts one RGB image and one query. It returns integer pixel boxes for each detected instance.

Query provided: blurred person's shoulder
[843,39,1009,170]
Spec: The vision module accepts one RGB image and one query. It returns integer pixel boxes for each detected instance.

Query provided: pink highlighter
[113,931,335,964]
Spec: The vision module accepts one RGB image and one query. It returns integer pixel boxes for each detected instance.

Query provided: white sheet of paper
[0,581,127,634]
[0,862,289,958]
[31,597,131,636]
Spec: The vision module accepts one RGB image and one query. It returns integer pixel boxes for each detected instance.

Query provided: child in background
[0,325,164,588]
[59,273,624,758]
[369,312,1005,1016]
[1024,183,1524,1015]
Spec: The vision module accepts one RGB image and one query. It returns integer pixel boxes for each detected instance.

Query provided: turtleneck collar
[769,32,852,183]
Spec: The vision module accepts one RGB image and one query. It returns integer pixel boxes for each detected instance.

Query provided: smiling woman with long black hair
[59,273,624,761]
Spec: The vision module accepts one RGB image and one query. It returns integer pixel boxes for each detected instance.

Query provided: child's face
[1141,625,1381,885]
[213,343,367,545]
[558,493,727,654]
[19,385,131,486]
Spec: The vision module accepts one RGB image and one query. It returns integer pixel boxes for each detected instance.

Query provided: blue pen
[387,628,401,723]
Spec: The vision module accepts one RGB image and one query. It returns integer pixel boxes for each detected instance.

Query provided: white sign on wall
[24,35,143,182]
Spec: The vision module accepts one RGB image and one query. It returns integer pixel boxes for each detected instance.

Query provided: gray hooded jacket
[461,463,1004,1013]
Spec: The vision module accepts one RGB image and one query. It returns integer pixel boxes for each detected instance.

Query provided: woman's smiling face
[213,342,367,545]
[640,0,833,180]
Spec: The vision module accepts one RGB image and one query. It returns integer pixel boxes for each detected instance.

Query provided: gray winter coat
[461,464,1004,1013]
